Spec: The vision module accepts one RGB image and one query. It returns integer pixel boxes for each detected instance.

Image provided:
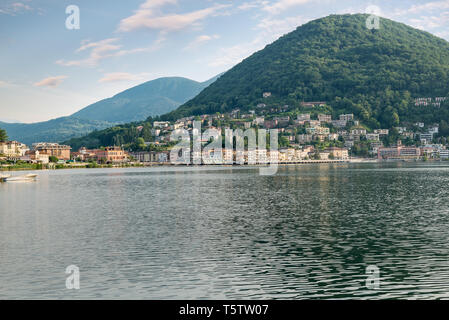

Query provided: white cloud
[33,76,67,88]
[0,2,32,15]
[406,1,449,14]
[0,80,11,87]
[263,0,311,15]
[98,72,151,83]
[56,37,165,67]
[209,15,307,68]
[118,1,229,33]
[238,0,269,11]
[407,13,449,31]
[184,34,219,50]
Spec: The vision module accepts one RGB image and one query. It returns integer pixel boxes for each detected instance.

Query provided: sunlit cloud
[209,15,307,68]
[184,34,220,50]
[118,1,230,33]
[0,2,32,15]
[33,76,67,88]
[263,0,312,15]
[56,37,165,67]
[238,0,269,11]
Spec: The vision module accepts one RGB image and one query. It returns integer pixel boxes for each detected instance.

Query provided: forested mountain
[0,117,113,146]
[2,76,219,145]
[71,76,218,123]
[163,14,449,128]
[62,14,449,150]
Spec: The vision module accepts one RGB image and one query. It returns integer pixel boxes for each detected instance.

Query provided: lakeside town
[1,97,449,170]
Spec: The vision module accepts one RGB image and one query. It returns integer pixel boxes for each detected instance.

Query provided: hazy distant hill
[70,76,218,123]
[0,117,113,146]
[164,14,449,128]
[1,76,218,146]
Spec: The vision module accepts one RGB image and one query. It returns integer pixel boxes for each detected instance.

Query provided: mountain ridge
[162,14,449,128]
[1,75,219,145]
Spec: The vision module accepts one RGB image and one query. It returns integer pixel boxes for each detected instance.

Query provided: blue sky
[1,0,449,123]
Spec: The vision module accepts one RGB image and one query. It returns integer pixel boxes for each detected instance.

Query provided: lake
[1,162,449,299]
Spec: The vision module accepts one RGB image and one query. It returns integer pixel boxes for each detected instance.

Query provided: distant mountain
[70,76,218,123]
[0,118,114,146]
[1,76,219,146]
[163,14,449,128]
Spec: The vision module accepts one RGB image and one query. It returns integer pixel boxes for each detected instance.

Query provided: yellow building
[0,141,28,158]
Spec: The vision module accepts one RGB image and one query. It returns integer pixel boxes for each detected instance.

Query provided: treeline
[63,122,152,151]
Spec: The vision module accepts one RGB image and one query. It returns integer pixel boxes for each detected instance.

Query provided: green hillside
[163,14,449,128]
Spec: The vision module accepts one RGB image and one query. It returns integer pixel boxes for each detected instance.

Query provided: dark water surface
[1,163,449,299]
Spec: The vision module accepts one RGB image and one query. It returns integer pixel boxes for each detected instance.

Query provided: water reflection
[1,163,449,299]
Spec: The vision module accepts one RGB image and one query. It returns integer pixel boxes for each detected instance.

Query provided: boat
[4,173,38,182]
[0,174,11,182]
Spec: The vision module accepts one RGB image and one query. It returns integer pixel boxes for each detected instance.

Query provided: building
[331,120,347,128]
[325,147,349,160]
[401,132,415,139]
[23,150,49,164]
[130,151,159,163]
[395,127,407,134]
[306,126,330,135]
[339,114,354,122]
[94,146,127,163]
[318,114,332,123]
[253,117,265,126]
[297,114,311,122]
[153,121,170,128]
[274,116,290,127]
[264,119,278,129]
[428,125,439,135]
[33,143,71,160]
[378,145,421,160]
[439,149,449,159]
[0,141,28,159]
[263,92,272,98]
[301,101,326,107]
[366,133,380,141]
[374,129,389,136]
[297,134,313,144]
[351,129,367,135]
[419,133,434,144]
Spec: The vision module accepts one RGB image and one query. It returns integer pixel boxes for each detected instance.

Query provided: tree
[49,156,59,163]
[0,128,8,142]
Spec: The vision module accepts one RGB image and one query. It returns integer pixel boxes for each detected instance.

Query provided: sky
[1,0,449,123]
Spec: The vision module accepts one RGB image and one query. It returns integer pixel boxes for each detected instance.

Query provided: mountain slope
[0,118,113,146]
[71,77,216,123]
[2,76,218,145]
[163,14,449,127]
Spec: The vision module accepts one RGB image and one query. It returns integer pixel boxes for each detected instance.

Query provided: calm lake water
[1,163,449,299]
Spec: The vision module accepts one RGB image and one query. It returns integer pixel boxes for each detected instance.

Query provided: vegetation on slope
[162,14,449,129]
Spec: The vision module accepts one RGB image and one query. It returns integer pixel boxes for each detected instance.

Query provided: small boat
[4,173,38,182]
[0,174,11,182]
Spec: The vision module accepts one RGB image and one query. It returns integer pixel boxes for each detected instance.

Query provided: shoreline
[1,158,445,172]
